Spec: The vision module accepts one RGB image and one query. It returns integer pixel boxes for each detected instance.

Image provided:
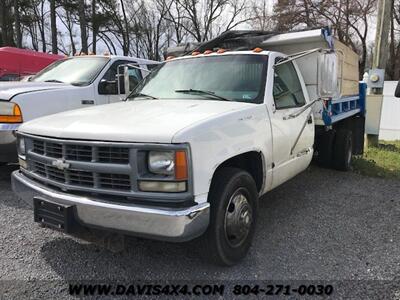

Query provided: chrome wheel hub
[224,189,253,248]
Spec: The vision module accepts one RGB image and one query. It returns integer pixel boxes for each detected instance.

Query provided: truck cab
[11,28,366,265]
[0,55,158,163]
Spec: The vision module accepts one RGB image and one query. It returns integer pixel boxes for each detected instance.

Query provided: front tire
[204,167,258,266]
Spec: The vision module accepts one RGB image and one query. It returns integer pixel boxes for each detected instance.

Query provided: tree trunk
[14,0,22,47]
[120,0,129,55]
[39,2,46,52]
[50,0,58,54]
[0,0,15,46]
[91,0,97,54]
[359,42,367,80]
[78,0,88,53]
[66,11,76,55]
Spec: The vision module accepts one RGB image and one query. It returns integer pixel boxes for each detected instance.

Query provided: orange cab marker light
[204,50,213,55]
[175,150,188,180]
[192,51,201,56]
[166,56,175,61]
[253,47,264,53]
[217,48,227,54]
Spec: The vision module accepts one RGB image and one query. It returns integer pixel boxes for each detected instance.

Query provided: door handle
[81,100,95,105]
[307,115,313,124]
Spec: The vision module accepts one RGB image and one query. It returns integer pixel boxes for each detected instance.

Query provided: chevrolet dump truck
[12,28,366,265]
[0,55,157,164]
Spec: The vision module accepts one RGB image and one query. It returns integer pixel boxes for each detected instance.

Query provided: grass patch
[352,141,400,179]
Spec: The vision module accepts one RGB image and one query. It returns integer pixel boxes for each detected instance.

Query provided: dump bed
[262,28,364,126]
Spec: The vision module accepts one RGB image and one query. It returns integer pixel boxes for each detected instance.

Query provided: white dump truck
[0,55,157,164]
[12,28,366,265]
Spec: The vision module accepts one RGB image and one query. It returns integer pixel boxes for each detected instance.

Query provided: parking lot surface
[0,164,399,298]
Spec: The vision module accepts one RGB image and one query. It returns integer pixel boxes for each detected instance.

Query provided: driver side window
[273,59,305,109]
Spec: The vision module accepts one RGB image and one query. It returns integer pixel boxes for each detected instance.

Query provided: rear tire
[332,129,353,171]
[315,130,335,168]
[204,167,258,266]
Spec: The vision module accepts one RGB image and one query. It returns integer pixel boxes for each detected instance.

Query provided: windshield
[128,54,268,104]
[31,57,109,86]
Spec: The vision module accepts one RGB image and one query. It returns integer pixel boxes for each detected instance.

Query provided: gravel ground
[0,164,399,298]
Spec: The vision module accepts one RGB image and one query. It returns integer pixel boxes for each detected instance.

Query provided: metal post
[366,0,392,147]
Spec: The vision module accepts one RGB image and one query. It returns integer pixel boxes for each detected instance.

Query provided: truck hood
[0,82,71,101]
[19,99,253,143]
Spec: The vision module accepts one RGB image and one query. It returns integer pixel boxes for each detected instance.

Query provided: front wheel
[204,167,258,266]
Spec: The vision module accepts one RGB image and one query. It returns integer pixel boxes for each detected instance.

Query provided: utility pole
[372,0,392,72]
[366,0,392,147]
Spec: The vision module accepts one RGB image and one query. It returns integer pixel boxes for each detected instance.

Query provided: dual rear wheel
[316,129,353,171]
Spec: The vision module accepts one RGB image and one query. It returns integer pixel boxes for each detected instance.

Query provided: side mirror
[395,80,400,98]
[98,79,117,95]
[117,69,126,95]
[317,51,342,99]
[117,65,140,96]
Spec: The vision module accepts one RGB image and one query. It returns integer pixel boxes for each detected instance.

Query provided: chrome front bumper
[11,171,210,242]
[0,127,18,163]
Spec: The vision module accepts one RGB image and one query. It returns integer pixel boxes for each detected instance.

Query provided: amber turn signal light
[175,150,188,180]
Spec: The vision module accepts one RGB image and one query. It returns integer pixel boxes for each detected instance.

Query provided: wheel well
[214,151,264,192]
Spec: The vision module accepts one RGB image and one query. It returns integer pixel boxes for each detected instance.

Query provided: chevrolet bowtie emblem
[52,159,70,171]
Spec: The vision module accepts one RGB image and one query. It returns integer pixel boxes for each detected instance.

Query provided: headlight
[17,137,26,155]
[142,150,189,193]
[148,151,175,175]
[0,102,23,123]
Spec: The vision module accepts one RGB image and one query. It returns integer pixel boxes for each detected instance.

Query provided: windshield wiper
[175,89,230,101]
[129,92,158,100]
[44,79,64,83]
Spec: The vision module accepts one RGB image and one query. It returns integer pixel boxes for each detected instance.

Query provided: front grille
[31,161,127,191]
[66,144,92,162]
[28,137,133,193]
[98,147,129,164]
[31,140,129,164]
[33,140,45,155]
[69,170,94,187]
[99,173,131,190]
[46,142,62,158]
